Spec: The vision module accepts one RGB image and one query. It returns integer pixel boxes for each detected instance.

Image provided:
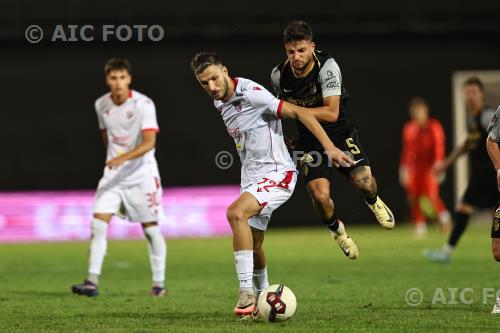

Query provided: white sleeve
[270,67,283,98]
[95,100,106,130]
[140,98,159,132]
[487,106,500,142]
[246,84,284,118]
[318,58,342,98]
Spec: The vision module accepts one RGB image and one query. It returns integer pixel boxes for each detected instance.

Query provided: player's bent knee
[93,213,112,223]
[141,222,158,229]
[226,206,245,225]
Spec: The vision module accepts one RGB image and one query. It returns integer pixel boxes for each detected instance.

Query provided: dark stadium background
[2,0,500,226]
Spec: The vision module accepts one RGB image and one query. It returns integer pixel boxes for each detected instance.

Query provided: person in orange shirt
[400,97,451,236]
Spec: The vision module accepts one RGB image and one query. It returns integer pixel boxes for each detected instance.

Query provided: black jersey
[271,50,350,149]
[466,107,496,175]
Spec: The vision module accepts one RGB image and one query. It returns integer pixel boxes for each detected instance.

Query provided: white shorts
[243,170,297,231]
[93,166,164,223]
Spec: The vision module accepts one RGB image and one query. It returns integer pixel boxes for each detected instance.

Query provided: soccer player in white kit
[71,59,167,297]
[191,51,358,317]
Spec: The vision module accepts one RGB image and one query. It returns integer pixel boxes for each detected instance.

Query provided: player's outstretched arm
[106,130,157,169]
[434,140,468,175]
[280,101,353,167]
[307,96,340,122]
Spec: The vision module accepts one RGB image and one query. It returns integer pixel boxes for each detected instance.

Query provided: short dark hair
[104,58,131,75]
[464,76,484,91]
[409,96,428,109]
[190,51,223,74]
[283,20,313,43]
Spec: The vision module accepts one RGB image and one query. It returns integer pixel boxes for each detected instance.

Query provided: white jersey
[214,77,296,187]
[95,89,160,187]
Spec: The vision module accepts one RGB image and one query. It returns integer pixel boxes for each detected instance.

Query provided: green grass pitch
[1,221,499,332]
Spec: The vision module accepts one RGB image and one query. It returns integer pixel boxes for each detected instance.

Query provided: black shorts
[492,195,500,239]
[462,171,497,209]
[297,123,370,183]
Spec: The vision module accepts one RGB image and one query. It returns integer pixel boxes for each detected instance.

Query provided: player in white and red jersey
[71,58,167,297]
[191,51,358,317]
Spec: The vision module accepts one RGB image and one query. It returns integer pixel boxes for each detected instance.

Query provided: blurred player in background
[485,105,500,314]
[271,21,395,253]
[71,58,167,297]
[425,77,497,262]
[191,51,356,317]
[400,97,451,237]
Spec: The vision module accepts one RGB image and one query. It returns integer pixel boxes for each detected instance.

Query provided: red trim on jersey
[142,128,160,133]
[109,90,132,103]
[277,100,284,119]
[226,77,238,100]
[260,201,268,208]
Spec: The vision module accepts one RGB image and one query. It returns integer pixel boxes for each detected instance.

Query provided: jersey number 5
[346,138,361,155]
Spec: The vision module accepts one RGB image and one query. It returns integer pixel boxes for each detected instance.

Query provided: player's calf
[492,240,500,262]
[349,166,377,198]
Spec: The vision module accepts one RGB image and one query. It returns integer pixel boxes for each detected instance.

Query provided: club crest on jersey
[234,101,243,113]
[309,82,317,95]
[126,111,134,119]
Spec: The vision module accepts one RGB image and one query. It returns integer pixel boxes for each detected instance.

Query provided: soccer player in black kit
[425,77,498,263]
[271,21,395,259]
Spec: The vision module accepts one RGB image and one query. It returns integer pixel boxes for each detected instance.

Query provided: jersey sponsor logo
[285,94,323,107]
[126,110,134,119]
[324,69,340,89]
[234,101,243,113]
[327,81,340,89]
[252,86,262,90]
[103,109,110,116]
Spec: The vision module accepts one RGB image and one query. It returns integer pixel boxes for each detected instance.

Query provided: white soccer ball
[256,284,297,322]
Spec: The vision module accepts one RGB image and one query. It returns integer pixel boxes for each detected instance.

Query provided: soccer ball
[256,284,297,322]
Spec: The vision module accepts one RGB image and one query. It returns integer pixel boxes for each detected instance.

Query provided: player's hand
[326,148,354,168]
[106,156,127,169]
